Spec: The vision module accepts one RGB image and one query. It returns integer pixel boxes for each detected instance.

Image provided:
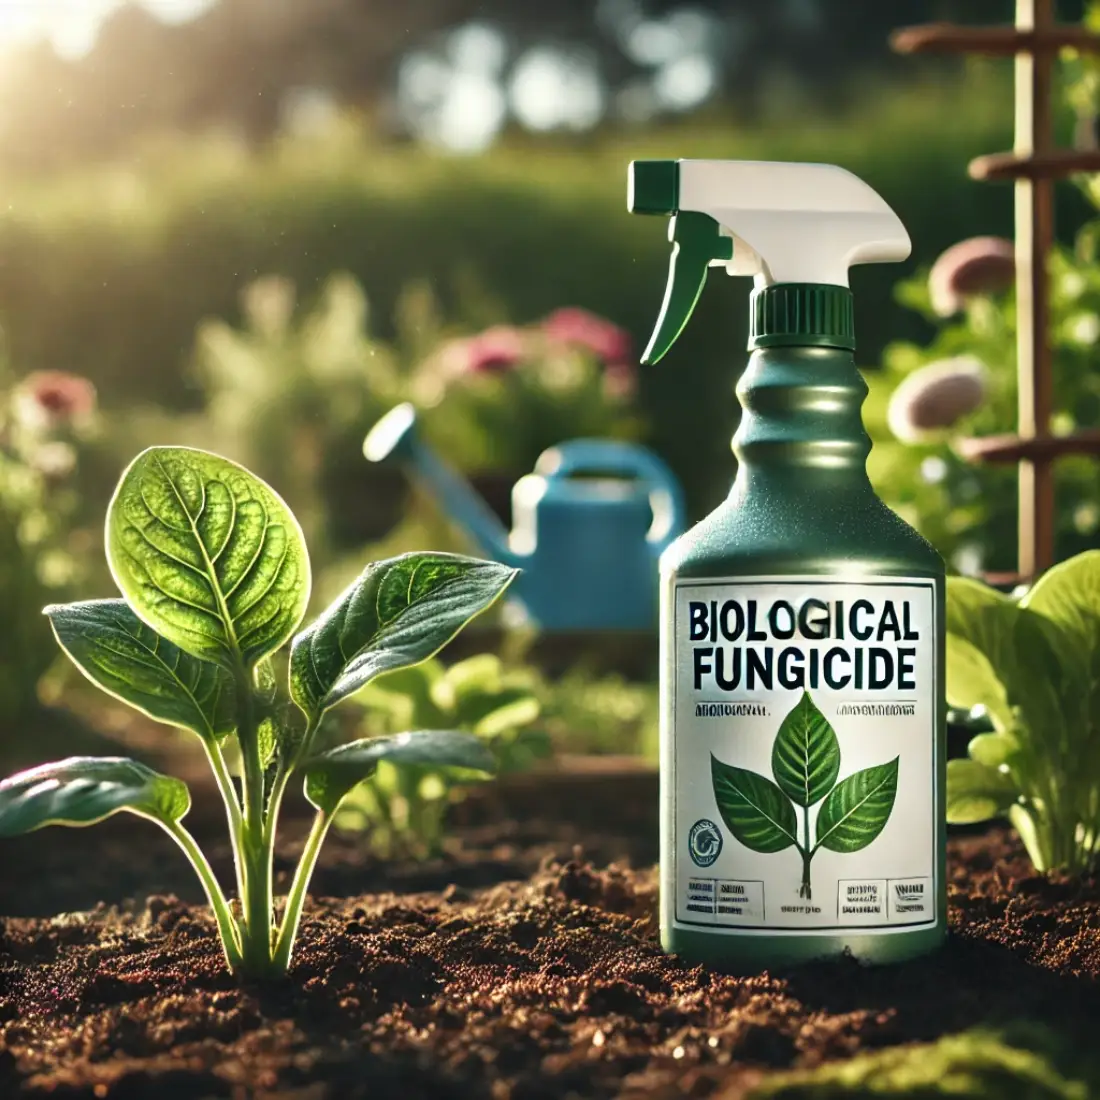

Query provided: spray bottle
[630,159,945,967]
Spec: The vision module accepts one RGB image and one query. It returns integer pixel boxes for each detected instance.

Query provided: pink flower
[543,307,634,366]
[928,237,1015,317]
[14,371,97,431]
[437,326,528,377]
[466,326,527,373]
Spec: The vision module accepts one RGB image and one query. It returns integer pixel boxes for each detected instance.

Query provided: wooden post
[891,8,1100,584]
[1015,0,1056,577]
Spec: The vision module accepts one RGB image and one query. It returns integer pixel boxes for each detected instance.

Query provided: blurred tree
[0,0,1085,168]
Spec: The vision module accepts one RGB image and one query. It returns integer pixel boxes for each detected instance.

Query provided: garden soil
[2,750,1100,1099]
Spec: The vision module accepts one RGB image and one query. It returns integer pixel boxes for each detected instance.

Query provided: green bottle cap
[748,284,856,351]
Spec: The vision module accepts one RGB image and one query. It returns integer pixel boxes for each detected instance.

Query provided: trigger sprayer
[628,158,911,362]
[629,159,946,971]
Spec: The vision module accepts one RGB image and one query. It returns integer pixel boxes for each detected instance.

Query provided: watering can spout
[364,404,521,565]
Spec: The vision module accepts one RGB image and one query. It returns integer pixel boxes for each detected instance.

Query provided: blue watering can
[363,404,686,631]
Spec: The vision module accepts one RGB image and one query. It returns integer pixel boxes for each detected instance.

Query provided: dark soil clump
[2,827,1100,1099]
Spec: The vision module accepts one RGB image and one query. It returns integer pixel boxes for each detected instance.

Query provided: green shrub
[0,70,1058,517]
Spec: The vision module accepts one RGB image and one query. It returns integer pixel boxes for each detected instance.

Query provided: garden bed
[3,743,1100,1099]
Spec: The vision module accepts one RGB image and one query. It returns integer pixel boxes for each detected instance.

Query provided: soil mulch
[3,814,1100,1100]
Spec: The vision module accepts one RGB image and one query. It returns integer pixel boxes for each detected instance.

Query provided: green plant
[945,551,1100,874]
[536,667,660,760]
[0,445,517,977]
[333,654,549,856]
[712,691,898,900]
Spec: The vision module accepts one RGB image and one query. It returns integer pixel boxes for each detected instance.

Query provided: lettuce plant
[945,551,1100,873]
[0,446,517,976]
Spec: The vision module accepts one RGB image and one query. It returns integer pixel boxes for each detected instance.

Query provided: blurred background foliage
[0,0,1097,776]
[0,68,1060,528]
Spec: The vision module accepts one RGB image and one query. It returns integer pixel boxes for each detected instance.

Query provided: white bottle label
[668,576,937,935]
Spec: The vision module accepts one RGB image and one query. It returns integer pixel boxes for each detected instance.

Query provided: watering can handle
[535,439,686,547]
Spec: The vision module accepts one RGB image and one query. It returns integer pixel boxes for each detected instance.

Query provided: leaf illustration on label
[771,690,841,808]
[710,754,798,853]
[814,757,900,854]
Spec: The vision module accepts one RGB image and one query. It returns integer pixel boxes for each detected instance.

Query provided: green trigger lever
[642,212,733,365]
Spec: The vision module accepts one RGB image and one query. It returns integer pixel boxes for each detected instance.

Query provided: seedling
[336,654,548,857]
[945,551,1100,874]
[712,691,898,900]
[0,447,517,977]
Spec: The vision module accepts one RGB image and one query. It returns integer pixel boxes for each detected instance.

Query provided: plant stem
[263,715,318,853]
[202,738,247,902]
[263,766,290,851]
[271,809,334,972]
[799,849,813,900]
[237,671,265,835]
[159,815,243,972]
[799,804,813,900]
[235,669,274,974]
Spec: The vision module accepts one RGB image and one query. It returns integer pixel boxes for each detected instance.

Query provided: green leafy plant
[0,446,517,977]
[333,654,549,857]
[537,668,659,760]
[711,691,898,899]
[945,552,1100,874]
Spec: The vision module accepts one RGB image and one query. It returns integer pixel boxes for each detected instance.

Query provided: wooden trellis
[892,0,1100,584]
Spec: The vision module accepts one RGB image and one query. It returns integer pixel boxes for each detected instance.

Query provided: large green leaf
[289,553,517,720]
[946,632,1012,733]
[45,599,235,742]
[946,576,1072,750]
[945,578,1021,688]
[1021,552,1100,732]
[967,731,1020,769]
[814,758,899,854]
[1022,550,1100,648]
[946,758,1017,824]
[0,757,190,835]
[106,446,310,670]
[303,731,497,814]
[1010,611,1078,755]
[711,755,798,854]
[770,691,840,808]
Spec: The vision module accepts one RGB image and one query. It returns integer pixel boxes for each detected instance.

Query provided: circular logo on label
[688,819,723,867]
